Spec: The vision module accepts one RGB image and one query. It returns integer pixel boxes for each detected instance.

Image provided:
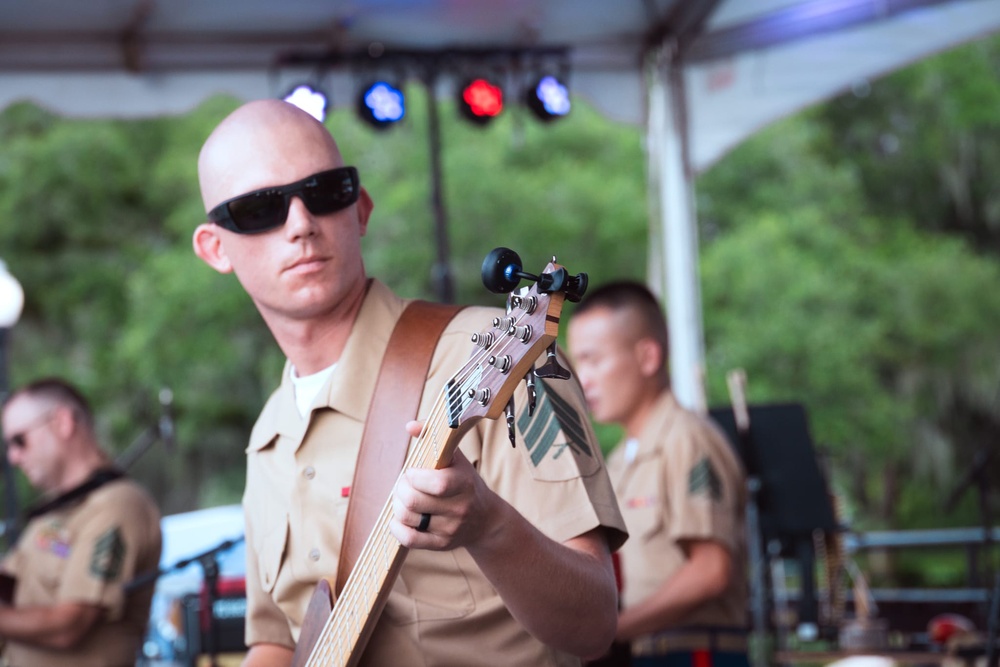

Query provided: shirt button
[309,548,321,561]
[303,466,316,480]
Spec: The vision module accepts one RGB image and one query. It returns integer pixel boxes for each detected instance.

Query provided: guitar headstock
[445,248,587,429]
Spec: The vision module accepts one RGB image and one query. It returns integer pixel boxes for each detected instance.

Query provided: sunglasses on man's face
[4,410,56,450]
[207,166,360,235]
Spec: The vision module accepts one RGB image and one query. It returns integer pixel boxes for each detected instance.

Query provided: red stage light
[459,78,503,124]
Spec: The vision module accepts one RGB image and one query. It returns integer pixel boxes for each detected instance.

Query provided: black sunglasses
[207,166,360,234]
[4,410,57,450]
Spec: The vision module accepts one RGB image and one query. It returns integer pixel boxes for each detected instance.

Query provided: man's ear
[634,337,665,379]
[192,223,234,274]
[52,404,77,440]
[356,187,374,237]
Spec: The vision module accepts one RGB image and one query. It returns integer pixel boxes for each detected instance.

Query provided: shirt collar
[247,279,407,452]
[627,389,681,458]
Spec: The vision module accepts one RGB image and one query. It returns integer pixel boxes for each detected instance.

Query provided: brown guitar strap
[335,300,463,596]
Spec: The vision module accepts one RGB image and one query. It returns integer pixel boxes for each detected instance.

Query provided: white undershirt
[623,437,640,465]
[290,363,337,418]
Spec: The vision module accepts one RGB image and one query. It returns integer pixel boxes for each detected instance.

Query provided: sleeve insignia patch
[90,527,125,581]
[688,457,723,501]
[516,378,594,467]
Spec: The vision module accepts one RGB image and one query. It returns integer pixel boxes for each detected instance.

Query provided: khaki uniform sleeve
[663,416,744,556]
[471,354,627,550]
[58,487,161,621]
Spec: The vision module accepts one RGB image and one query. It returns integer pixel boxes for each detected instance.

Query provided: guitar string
[308,330,513,666]
[308,302,543,665]
[309,322,527,664]
[309,294,558,664]
[307,380,468,665]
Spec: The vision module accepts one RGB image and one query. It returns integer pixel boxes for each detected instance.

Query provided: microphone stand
[201,548,222,667]
[0,328,20,551]
[114,425,159,471]
[115,387,174,471]
[727,370,773,666]
[126,536,244,667]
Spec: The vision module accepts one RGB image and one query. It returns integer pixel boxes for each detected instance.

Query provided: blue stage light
[526,75,571,122]
[358,81,405,129]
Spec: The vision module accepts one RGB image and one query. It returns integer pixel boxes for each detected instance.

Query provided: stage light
[526,75,571,121]
[357,80,405,129]
[283,84,328,122]
[458,78,504,125]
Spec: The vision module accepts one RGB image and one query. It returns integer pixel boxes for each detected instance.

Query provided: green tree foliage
[697,36,1000,547]
[815,36,1000,253]
[0,91,646,513]
[701,198,1000,530]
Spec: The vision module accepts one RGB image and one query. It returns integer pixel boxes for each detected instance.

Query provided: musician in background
[568,281,750,667]
[191,99,627,666]
[0,377,162,667]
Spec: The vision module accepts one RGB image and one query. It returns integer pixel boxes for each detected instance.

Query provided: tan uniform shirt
[1,478,162,667]
[242,279,627,666]
[608,391,747,651]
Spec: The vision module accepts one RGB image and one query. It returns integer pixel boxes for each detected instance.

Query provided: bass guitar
[291,247,587,667]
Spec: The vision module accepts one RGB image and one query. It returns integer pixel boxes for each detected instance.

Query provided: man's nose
[283,196,319,239]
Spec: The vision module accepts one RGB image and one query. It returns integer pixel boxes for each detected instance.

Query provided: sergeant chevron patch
[517,378,594,467]
[90,527,125,581]
[688,456,722,501]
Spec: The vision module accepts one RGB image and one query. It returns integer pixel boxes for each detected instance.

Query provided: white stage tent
[2,0,1000,407]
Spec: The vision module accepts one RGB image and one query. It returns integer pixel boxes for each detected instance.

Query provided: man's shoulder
[652,394,734,456]
[657,394,722,438]
[658,397,746,485]
[89,477,161,520]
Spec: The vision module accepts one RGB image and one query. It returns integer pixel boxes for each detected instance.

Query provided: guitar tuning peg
[525,371,537,417]
[565,271,589,303]
[534,342,571,380]
[504,396,516,448]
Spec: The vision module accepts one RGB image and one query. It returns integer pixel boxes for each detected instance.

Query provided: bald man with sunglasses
[0,378,162,667]
[191,99,627,667]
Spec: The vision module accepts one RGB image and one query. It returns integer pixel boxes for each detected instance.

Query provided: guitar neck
[302,391,474,667]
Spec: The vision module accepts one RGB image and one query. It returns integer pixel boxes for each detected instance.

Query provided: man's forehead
[3,394,52,422]
[579,306,647,345]
[204,101,337,161]
[198,102,341,204]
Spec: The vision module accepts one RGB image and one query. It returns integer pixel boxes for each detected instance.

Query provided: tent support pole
[646,45,706,412]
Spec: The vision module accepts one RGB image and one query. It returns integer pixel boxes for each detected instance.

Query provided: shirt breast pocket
[255,518,289,595]
[627,502,663,542]
[621,459,666,542]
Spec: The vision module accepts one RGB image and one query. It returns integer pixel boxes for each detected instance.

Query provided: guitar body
[292,578,334,667]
